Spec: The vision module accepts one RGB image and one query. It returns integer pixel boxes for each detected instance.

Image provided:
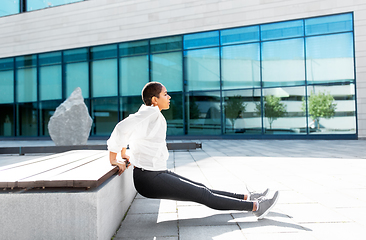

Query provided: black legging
[133,167,254,211]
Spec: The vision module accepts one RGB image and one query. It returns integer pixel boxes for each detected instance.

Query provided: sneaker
[249,188,269,200]
[253,191,279,219]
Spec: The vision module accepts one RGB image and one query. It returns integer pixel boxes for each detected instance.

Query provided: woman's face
[153,85,171,111]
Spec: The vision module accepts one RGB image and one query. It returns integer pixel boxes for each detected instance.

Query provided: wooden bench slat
[19,152,107,182]
[0,150,104,182]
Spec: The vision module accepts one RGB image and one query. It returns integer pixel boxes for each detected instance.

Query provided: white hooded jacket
[107,104,169,171]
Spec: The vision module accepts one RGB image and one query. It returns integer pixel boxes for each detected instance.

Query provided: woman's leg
[166,170,246,200]
[133,168,253,211]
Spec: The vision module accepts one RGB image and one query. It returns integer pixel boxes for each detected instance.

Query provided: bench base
[0,167,136,240]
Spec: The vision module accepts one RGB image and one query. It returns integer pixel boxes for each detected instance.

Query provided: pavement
[1,139,366,240]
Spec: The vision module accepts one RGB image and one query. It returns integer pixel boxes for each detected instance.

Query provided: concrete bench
[0,150,136,240]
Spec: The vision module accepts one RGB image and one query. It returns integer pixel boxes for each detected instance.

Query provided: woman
[107,82,279,219]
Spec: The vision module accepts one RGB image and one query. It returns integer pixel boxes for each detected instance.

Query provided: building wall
[0,0,365,138]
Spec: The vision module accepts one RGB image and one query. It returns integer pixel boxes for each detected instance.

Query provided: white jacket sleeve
[107,116,136,153]
[107,105,160,153]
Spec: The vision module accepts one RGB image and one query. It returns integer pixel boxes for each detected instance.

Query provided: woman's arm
[109,148,131,176]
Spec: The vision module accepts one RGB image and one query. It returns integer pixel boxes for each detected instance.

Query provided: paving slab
[1,139,366,239]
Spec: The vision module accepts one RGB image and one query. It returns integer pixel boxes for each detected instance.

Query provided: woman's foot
[253,191,279,219]
[249,188,269,200]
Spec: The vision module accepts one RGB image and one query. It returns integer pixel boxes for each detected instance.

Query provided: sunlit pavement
[115,140,366,240]
[1,139,366,240]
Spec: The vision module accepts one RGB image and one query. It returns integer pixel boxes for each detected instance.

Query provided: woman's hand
[110,151,131,176]
[112,160,130,176]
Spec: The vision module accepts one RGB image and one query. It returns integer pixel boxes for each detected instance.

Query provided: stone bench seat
[0,150,117,189]
[0,150,136,240]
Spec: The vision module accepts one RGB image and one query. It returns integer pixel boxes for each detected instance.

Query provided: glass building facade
[0,13,357,138]
[0,0,84,17]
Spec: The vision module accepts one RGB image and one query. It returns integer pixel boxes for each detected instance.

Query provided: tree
[256,95,287,129]
[224,95,247,130]
[302,91,337,129]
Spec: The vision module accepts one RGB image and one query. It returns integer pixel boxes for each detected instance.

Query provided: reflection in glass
[184,31,219,49]
[91,59,117,97]
[40,65,62,101]
[64,48,88,63]
[151,36,182,53]
[91,97,118,135]
[39,100,62,136]
[16,68,37,102]
[0,0,19,17]
[222,43,260,89]
[16,55,37,68]
[185,48,220,91]
[261,20,303,41]
[151,52,183,92]
[0,104,14,136]
[187,91,221,135]
[223,89,262,135]
[90,44,117,60]
[17,102,38,136]
[306,84,356,134]
[27,0,83,11]
[162,93,184,135]
[0,58,14,71]
[0,70,14,104]
[305,13,353,36]
[119,41,148,57]
[306,33,354,84]
[120,96,143,120]
[262,38,305,87]
[221,26,259,45]
[39,52,61,66]
[120,55,149,96]
[65,62,89,98]
[261,87,306,134]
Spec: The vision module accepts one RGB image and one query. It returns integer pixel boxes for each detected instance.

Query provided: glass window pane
[262,87,306,134]
[222,43,260,90]
[162,93,184,135]
[27,0,83,11]
[120,96,143,120]
[151,36,182,53]
[120,55,149,96]
[16,68,37,102]
[306,33,354,84]
[306,84,356,134]
[0,0,20,17]
[91,97,118,136]
[65,62,89,98]
[221,26,259,45]
[185,48,220,91]
[223,89,262,135]
[64,48,88,63]
[0,58,14,71]
[0,104,14,136]
[17,102,38,136]
[262,38,305,87]
[39,65,62,101]
[0,70,14,104]
[39,100,62,136]
[151,52,183,92]
[119,41,148,57]
[91,59,117,97]
[305,13,353,36]
[39,52,62,66]
[184,31,219,50]
[90,44,117,60]
[16,55,37,68]
[261,20,303,41]
[187,91,221,135]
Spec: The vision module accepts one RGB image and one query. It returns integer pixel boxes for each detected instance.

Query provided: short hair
[142,82,163,105]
